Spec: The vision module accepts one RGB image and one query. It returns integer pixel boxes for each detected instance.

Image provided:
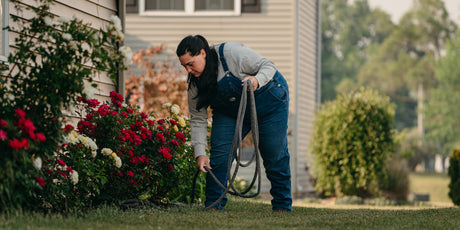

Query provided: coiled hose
[191,81,261,210]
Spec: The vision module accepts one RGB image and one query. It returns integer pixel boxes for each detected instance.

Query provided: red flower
[155,133,166,144]
[127,108,133,114]
[140,112,148,119]
[58,171,67,179]
[168,165,174,171]
[67,166,74,173]
[169,139,179,146]
[129,180,137,185]
[110,91,124,107]
[175,131,185,142]
[0,119,7,128]
[157,119,165,124]
[147,120,154,126]
[118,171,123,177]
[16,118,36,139]
[158,147,171,160]
[64,124,74,132]
[157,126,164,132]
[170,119,177,125]
[8,138,28,151]
[36,177,46,187]
[56,159,66,166]
[126,170,134,177]
[35,133,46,142]
[0,130,7,140]
[15,108,26,118]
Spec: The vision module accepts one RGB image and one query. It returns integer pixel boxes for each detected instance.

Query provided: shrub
[448,147,460,206]
[310,88,395,198]
[0,0,129,212]
[379,159,410,200]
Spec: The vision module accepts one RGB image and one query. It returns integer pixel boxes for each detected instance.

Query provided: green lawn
[2,198,460,230]
[409,172,451,203]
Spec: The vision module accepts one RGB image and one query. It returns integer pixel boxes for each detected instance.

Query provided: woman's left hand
[242,76,259,92]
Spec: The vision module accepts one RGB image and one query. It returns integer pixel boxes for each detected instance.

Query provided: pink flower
[36,177,46,187]
[0,130,7,140]
[35,133,46,142]
[0,119,7,128]
[158,147,171,160]
[126,170,134,177]
[15,108,26,118]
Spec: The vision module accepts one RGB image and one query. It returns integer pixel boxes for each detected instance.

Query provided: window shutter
[126,0,139,13]
[242,0,260,13]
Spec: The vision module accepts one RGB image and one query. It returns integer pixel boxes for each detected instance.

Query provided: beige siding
[125,0,318,197]
[9,0,121,104]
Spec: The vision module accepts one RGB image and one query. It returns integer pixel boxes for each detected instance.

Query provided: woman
[176,35,291,211]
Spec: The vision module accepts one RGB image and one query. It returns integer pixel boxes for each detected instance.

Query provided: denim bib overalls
[206,43,292,211]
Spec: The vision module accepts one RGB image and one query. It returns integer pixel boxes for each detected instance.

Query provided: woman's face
[179,49,207,77]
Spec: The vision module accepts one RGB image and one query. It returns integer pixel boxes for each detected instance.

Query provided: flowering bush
[70,91,195,205]
[0,0,130,211]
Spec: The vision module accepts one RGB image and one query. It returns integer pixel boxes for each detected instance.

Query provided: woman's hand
[242,76,259,92]
[196,155,211,173]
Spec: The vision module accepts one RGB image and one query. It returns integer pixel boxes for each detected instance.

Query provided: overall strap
[218,43,230,72]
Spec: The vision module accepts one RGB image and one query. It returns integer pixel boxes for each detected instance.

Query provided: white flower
[119,46,132,65]
[33,157,42,170]
[91,150,97,158]
[70,170,79,185]
[114,156,122,168]
[57,16,70,24]
[170,104,180,115]
[44,16,53,26]
[67,131,78,144]
[8,94,15,101]
[62,33,72,41]
[109,15,122,32]
[101,148,113,156]
[162,103,171,109]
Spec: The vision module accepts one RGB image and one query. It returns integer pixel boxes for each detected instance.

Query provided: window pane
[145,0,184,10]
[195,0,234,11]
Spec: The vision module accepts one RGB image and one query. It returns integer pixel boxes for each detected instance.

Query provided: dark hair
[176,35,218,111]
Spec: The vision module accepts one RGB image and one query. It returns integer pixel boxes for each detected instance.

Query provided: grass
[1,197,460,230]
[409,172,451,203]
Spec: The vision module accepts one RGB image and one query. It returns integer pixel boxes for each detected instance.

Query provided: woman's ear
[200,49,206,58]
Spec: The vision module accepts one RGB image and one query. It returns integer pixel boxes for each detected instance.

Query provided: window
[137,0,241,16]
[0,0,9,63]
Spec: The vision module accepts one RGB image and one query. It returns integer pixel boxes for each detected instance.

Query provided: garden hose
[191,81,261,210]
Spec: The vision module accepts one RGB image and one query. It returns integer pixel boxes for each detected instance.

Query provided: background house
[125,0,321,198]
[2,0,125,104]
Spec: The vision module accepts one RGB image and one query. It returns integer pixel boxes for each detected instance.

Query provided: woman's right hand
[196,155,211,173]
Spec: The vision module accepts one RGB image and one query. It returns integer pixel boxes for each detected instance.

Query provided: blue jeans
[206,71,292,211]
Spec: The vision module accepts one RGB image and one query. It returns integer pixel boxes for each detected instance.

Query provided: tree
[321,0,394,102]
[425,33,460,156]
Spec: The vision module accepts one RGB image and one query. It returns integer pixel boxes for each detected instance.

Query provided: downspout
[293,0,300,197]
[316,0,322,109]
[117,0,126,96]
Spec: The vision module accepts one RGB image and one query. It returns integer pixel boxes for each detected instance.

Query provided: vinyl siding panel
[9,0,120,106]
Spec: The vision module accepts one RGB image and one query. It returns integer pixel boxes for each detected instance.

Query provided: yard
[1,172,458,230]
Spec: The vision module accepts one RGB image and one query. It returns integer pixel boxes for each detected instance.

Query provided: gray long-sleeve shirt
[188,42,277,158]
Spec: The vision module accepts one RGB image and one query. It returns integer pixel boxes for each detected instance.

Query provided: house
[124,0,321,198]
[2,0,125,103]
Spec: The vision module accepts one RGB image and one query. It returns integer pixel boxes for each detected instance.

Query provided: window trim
[0,0,9,63]
[139,0,241,16]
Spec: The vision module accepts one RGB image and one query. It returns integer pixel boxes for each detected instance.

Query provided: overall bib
[206,43,292,211]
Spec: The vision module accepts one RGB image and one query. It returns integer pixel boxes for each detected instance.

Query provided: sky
[367,0,460,24]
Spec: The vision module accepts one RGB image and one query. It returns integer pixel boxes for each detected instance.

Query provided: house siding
[125,0,318,197]
[9,0,121,103]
